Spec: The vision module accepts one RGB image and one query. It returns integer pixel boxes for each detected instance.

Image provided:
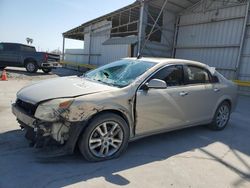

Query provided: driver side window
[150,65,184,87]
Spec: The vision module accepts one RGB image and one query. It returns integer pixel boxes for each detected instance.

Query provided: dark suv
[0,42,60,73]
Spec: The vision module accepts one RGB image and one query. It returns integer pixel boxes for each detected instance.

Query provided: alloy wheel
[216,104,230,128]
[88,121,124,158]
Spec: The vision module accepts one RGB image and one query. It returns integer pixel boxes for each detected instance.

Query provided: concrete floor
[0,68,250,188]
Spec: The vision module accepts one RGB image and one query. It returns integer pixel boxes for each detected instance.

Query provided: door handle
[213,88,220,92]
[179,91,188,96]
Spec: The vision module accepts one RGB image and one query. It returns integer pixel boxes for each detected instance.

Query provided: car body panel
[17,76,117,104]
[64,86,136,137]
[136,87,186,134]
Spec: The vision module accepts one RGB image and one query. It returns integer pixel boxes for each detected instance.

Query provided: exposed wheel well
[223,99,231,108]
[87,110,130,130]
[24,58,37,66]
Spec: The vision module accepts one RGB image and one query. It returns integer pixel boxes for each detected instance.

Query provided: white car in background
[12,58,238,161]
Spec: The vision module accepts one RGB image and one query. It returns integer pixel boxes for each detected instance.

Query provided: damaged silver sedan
[12,58,238,161]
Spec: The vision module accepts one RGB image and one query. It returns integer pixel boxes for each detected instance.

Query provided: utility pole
[62,36,65,61]
[137,0,146,57]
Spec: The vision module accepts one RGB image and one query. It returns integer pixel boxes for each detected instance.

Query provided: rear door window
[185,65,211,84]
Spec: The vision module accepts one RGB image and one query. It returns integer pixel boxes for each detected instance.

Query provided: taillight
[44,53,48,61]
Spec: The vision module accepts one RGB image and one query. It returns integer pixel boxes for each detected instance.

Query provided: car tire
[25,62,38,73]
[209,101,231,131]
[78,112,129,162]
[41,67,52,73]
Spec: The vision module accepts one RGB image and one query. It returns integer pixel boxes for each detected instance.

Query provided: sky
[0,0,135,52]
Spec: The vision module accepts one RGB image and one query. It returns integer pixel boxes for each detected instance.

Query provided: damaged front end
[12,98,84,156]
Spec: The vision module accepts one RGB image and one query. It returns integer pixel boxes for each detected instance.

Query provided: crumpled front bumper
[12,103,86,156]
[12,103,36,128]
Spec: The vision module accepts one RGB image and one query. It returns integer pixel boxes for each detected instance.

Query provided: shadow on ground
[0,99,249,188]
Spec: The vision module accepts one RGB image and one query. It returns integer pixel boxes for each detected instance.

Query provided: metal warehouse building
[63,0,250,93]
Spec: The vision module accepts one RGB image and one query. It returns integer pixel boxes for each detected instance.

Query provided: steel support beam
[178,16,245,27]
[62,36,65,61]
[137,0,146,56]
[235,1,249,79]
[175,44,240,49]
[88,25,93,64]
[172,16,180,57]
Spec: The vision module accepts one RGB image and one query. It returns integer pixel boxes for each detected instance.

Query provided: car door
[182,65,215,123]
[203,74,224,119]
[135,65,189,135]
[2,43,20,67]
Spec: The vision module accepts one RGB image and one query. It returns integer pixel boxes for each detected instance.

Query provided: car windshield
[84,59,155,88]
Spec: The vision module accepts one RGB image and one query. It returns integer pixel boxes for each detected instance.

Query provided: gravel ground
[0,67,249,188]
[0,67,83,80]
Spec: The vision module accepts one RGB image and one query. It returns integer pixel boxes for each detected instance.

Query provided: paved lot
[0,67,250,188]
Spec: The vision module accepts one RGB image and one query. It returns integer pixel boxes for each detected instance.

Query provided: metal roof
[63,1,140,40]
[63,0,201,40]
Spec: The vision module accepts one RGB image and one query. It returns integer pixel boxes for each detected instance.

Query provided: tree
[26,37,33,45]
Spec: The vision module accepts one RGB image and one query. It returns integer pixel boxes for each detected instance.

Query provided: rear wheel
[209,101,231,130]
[78,113,129,162]
[41,67,52,73]
[25,62,38,73]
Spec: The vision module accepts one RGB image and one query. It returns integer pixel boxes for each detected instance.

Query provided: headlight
[34,99,74,122]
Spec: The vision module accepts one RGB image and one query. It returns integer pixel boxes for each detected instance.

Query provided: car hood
[17,76,116,104]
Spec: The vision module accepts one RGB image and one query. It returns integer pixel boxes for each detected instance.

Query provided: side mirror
[143,79,167,90]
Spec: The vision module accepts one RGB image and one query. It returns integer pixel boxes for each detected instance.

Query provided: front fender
[66,101,134,135]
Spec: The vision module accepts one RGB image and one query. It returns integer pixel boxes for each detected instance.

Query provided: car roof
[0,42,35,48]
[124,57,207,68]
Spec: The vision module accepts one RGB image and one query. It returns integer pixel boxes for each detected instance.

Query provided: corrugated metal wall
[175,3,247,80]
[238,5,250,93]
[65,20,130,66]
[101,44,129,65]
[86,20,131,66]
[64,49,86,63]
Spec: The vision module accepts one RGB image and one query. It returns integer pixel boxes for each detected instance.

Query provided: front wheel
[78,113,129,162]
[25,62,38,73]
[209,101,231,130]
[41,67,52,73]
